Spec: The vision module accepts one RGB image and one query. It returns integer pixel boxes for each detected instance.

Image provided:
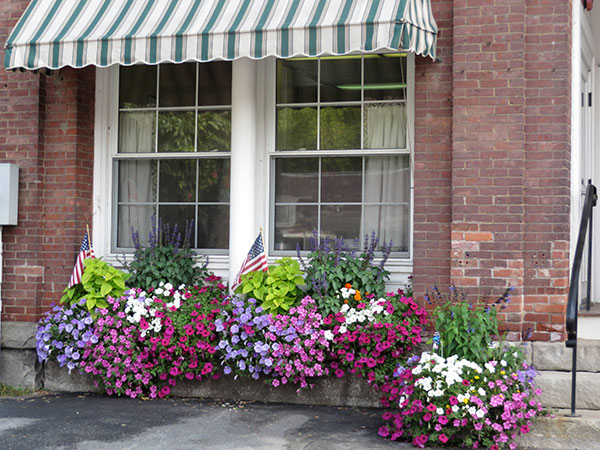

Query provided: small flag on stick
[231,232,268,292]
[68,231,95,288]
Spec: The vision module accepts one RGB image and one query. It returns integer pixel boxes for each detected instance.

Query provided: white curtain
[117,112,155,247]
[363,104,409,251]
[364,103,406,149]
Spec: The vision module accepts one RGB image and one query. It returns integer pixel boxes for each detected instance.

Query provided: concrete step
[531,340,600,372]
[517,409,600,449]
[536,371,600,410]
[579,316,600,340]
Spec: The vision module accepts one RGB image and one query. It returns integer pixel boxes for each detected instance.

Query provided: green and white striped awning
[5,0,438,70]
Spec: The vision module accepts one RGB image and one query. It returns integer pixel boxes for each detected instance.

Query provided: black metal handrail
[565,181,597,416]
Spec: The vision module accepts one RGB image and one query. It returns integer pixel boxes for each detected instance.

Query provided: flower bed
[378,351,543,449]
[37,228,545,448]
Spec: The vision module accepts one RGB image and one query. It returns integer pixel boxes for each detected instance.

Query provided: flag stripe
[67,232,95,288]
[231,233,268,292]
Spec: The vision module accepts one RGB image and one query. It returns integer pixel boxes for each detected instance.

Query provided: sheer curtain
[118,112,155,247]
[363,104,409,251]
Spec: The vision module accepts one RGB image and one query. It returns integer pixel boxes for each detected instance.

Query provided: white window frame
[258,54,414,289]
[93,65,230,277]
[94,55,414,288]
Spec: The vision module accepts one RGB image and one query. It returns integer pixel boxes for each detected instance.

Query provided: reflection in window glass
[119,65,156,108]
[157,111,195,152]
[197,205,230,249]
[159,160,196,203]
[199,61,232,106]
[276,59,318,104]
[320,57,361,103]
[159,63,196,107]
[274,205,318,251]
[319,106,361,150]
[276,107,317,150]
[198,159,230,202]
[275,158,318,203]
[364,55,406,101]
[321,205,361,244]
[197,110,231,152]
[321,157,362,203]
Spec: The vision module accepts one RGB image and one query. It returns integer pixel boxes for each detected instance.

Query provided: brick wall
[0,0,574,341]
[413,0,454,300]
[0,0,95,322]
[441,0,572,341]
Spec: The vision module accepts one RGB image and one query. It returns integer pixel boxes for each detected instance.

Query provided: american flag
[68,232,95,288]
[231,233,268,292]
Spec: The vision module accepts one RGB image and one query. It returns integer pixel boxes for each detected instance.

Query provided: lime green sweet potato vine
[60,258,130,311]
[236,257,305,315]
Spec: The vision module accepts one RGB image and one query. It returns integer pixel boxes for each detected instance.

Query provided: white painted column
[229,58,257,285]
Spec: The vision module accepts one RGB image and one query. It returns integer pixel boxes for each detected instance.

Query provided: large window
[116,62,231,251]
[272,54,410,254]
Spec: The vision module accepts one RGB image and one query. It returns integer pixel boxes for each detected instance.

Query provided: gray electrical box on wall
[0,164,19,225]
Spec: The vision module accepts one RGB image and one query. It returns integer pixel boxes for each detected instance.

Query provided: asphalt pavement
[0,393,410,450]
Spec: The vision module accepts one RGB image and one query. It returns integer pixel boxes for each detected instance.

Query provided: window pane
[199,61,232,106]
[364,104,406,149]
[159,205,196,246]
[364,205,409,252]
[197,205,229,249]
[274,205,317,251]
[276,107,317,150]
[157,111,195,152]
[320,106,360,150]
[198,159,230,202]
[159,160,196,202]
[197,110,231,152]
[117,205,156,247]
[364,55,406,101]
[320,57,361,102]
[275,158,318,203]
[118,160,157,203]
[321,205,361,244]
[119,111,155,153]
[364,155,410,203]
[119,65,156,108]
[321,157,362,203]
[159,63,196,107]
[277,59,318,104]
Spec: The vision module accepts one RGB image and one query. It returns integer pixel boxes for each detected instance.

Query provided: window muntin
[272,54,410,255]
[115,62,231,252]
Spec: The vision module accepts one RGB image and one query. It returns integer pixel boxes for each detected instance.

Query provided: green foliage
[60,258,130,311]
[124,218,210,292]
[298,232,392,317]
[236,257,305,315]
[428,286,512,364]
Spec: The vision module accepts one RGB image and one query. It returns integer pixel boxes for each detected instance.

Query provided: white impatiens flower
[324,330,334,341]
[478,388,486,397]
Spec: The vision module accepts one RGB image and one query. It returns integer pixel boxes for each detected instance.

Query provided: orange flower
[345,283,352,289]
[344,299,349,304]
[354,291,362,301]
